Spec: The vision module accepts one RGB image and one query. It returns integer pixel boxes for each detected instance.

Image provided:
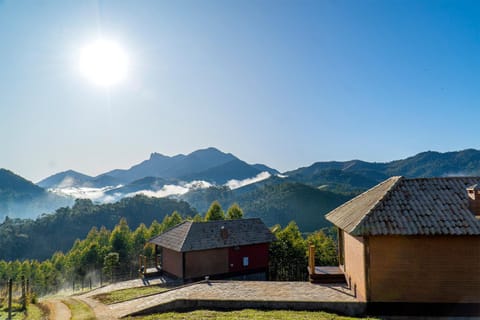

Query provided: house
[148,218,276,281]
[325,176,480,310]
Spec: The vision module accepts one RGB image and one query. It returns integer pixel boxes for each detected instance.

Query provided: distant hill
[0,195,197,261]
[37,170,93,188]
[0,169,72,220]
[179,158,270,184]
[286,149,480,193]
[384,149,480,177]
[238,182,351,232]
[0,168,44,195]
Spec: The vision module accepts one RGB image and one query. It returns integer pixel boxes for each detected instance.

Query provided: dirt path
[42,299,71,320]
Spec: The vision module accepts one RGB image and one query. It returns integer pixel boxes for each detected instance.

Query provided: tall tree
[132,223,149,255]
[103,252,119,282]
[161,211,183,231]
[269,221,308,281]
[226,203,244,220]
[148,220,162,238]
[205,201,225,221]
[109,218,132,269]
[306,229,338,266]
[192,213,204,222]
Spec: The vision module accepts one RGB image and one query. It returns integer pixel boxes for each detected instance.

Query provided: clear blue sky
[1,0,479,182]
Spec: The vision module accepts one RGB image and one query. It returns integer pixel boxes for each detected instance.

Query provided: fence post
[309,245,316,275]
[8,278,13,320]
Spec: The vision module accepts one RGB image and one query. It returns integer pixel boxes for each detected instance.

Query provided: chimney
[220,226,229,240]
[467,185,480,217]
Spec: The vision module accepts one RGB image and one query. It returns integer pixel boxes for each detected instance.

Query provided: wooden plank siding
[162,247,183,278]
[184,248,229,279]
[368,235,480,303]
[342,231,367,301]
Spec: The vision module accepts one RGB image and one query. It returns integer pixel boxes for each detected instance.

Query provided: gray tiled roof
[149,218,276,252]
[326,176,480,236]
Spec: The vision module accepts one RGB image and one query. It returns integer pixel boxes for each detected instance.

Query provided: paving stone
[105,280,357,318]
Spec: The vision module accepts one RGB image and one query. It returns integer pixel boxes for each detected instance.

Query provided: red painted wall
[228,243,269,273]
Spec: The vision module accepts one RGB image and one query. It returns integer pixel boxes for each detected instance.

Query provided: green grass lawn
[93,285,169,304]
[0,311,25,320]
[62,298,96,320]
[128,309,378,320]
[26,303,47,320]
[0,302,25,320]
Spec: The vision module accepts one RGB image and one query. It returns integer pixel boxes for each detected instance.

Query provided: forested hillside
[180,181,351,232]
[286,149,480,192]
[0,195,196,261]
[238,182,351,232]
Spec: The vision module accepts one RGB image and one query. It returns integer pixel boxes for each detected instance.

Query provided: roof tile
[149,218,276,252]
[326,177,480,236]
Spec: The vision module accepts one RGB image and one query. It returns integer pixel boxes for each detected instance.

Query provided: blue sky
[1,0,479,182]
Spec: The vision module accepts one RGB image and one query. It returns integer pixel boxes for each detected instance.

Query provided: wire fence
[0,267,141,302]
[0,278,29,320]
[268,262,308,281]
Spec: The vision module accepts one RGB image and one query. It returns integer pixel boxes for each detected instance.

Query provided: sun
[79,39,128,87]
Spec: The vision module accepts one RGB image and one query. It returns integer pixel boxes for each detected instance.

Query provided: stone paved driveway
[105,281,357,318]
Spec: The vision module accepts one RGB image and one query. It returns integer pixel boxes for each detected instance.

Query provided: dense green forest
[0,195,196,261]
[238,182,350,231]
[0,202,338,297]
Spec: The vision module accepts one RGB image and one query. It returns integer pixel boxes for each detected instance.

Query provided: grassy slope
[127,309,378,320]
[26,303,46,320]
[93,286,169,304]
[62,298,96,320]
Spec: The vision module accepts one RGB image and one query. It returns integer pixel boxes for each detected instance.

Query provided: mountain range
[38,147,278,189]
[285,148,480,193]
[2,148,480,231]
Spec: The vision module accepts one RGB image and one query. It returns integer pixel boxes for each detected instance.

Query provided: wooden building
[148,218,276,281]
[325,177,480,307]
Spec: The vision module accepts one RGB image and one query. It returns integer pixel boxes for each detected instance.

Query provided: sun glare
[79,39,128,87]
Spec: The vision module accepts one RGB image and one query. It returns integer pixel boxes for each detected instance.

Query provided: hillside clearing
[62,298,96,320]
[93,285,170,304]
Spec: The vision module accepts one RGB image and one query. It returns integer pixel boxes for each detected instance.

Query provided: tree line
[0,200,338,297]
[0,195,197,261]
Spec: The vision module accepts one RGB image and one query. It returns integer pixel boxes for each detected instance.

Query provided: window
[243,256,249,267]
